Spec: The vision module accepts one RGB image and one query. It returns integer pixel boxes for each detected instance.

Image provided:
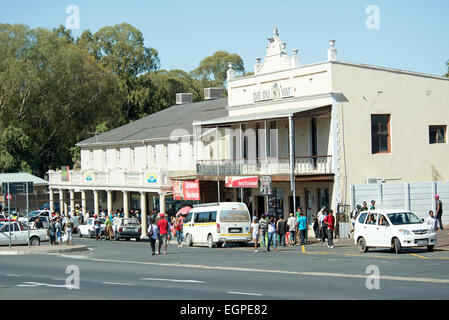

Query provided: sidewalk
[0,244,88,255]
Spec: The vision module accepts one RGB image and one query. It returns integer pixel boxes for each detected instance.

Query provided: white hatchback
[354,210,437,254]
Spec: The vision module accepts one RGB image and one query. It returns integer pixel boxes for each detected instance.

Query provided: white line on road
[141,278,205,283]
[56,255,449,285]
[227,291,263,296]
[5,274,21,277]
[102,281,135,286]
[17,282,69,288]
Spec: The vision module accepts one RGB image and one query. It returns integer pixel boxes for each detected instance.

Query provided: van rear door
[219,210,250,236]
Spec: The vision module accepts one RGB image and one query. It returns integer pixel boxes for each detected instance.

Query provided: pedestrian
[175,215,184,247]
[147,218,159,256]
[347,204,361,238]
[324,209,335,248]
[266,215,277,252]
[259,213,269,248]
[276,216,287,247]
[33,217,44,229]
[426,210,438,232]
[319,208,328,244]
[65,215,73,246]
[361,201,368,211]
[48,218,56,245]
[295,208,302,244]
[251,216,260,252]
[55,217,62,245]
[287,213,296,245]
[370,200,376,210]
[435,195,444,230]
[157,213,169,255]
[104,214,114,240]
[94,218,101,241]
[297,211,308,245]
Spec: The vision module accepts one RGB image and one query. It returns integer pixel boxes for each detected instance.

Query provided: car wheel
[357,237,368,253]
[185,234,193,247]
[126,238,131,241]
[135,237,140,242]
[393,238,402,254]
[30,236,40,246]
[207,234,214,248]
[216,242,223,248]
[115,233,120,241]
[238,242,246,247]
[427,245,434,252]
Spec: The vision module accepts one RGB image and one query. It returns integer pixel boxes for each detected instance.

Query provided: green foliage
[191,51,245,88]
[445,60,449,77]
[69,146,81,163]
[0,126,31,173]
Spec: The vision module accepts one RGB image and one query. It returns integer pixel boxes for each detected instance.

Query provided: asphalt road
[1,236,449,300]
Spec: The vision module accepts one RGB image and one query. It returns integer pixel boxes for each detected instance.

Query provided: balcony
[48,169,172,188]
[196,155,333,176]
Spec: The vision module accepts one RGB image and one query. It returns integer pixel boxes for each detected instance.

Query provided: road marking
[141,278,205,283]
[17,281,70,288]
[227,291,263,296]
[302,245,306,253]
[409,253,430,259]
[56,255,449,285]
[102,281,134,286]
[5,274,21,277]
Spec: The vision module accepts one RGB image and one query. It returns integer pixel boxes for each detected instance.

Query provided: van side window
[194,212,201,223]
[209,211,217,222]
[185,212,193,223]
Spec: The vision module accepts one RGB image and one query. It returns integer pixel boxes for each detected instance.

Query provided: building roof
[77,98,228,147]
[0,172,48,186]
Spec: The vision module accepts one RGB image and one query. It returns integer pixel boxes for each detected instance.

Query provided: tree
[445,60,449,77]
[0,24,121,176]
[191,51,245,88]
[76,23,160,125]
[0,126,31,173]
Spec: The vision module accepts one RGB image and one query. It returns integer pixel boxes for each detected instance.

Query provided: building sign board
[173,180,200,200]
[225,176,258,188]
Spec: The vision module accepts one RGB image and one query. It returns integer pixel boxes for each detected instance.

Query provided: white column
[93,190,99,216]
[49,189,54,213]
[69,189,75,215]
[140,192,148,239]
[107,190,113,215]
[59,189,64,215]
[123,191,129,218]
[159,193,166,213]
[81,190,87,215]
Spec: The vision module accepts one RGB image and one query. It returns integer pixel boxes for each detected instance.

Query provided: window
[429,125,446,144]
[219,210,250,222]
[371,114,391,153]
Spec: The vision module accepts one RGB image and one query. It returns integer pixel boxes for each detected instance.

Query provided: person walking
[147,218,159,256]
[48,218,56,245]
[324,209,335,248]
[297,211,308,245]
[319,209,328,245]
[157,213,169,255]
[251,216,260,252]
[276,216,287,247]
[435,195,444,230]
[259,213,269,248]
[266,215,277,252]
[426,210,438,232]
[174,215,184,247]
[55,217,62,245]
[295,208,302,244]
[105,215,114,240]
[65,215,73,246]
[94,218,102,241]
[347,204,361,238]
[287,213,296,245]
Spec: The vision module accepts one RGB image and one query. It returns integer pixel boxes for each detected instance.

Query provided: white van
[183,202,251,248]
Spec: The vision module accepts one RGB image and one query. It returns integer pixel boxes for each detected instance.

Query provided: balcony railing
[196,155,333,176]
[48,169,172,187]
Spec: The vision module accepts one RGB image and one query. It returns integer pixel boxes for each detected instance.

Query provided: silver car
[112,218,141,241]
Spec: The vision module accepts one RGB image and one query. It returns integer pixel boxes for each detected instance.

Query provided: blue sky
[1,0,448,76]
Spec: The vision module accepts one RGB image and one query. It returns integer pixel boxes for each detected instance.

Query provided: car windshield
[219,210,250,222]
[387,212,422,225]
[29,211,39,217]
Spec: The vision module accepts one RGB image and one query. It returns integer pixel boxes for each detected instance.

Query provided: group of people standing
[147,212,184,255]
[250,208,314,253]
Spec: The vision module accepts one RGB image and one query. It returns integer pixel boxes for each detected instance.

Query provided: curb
[0,245,88,256]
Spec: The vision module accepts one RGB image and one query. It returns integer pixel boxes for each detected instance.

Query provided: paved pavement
[0,244,87,255]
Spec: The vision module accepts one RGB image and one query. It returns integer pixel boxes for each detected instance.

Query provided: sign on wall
[260,176,272,195]
[225,176,258,188]
[173,180,200,200]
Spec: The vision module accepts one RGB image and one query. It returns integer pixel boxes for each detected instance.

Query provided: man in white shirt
[426,210,438,232]
[286,213,297,245]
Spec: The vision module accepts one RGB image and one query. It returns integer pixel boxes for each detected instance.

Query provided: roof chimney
[204,88,222,100]
[176,93,193,105]
[327,40,337,61]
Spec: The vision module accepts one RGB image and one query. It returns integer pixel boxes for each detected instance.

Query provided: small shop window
[371,114,391,153]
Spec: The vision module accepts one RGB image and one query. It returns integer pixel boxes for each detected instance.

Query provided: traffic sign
[6,194,12,200]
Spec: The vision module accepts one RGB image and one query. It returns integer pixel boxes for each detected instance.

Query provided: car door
[362,212,378,246]
[0,224,13,245]
[14,222,28,244]
[183,212,194,239]
[374,214,391,247]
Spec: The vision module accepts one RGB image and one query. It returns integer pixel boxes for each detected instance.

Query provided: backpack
[148,225,154,237]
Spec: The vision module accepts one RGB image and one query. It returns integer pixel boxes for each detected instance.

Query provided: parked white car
[354,210,437,254]
[18,210,51,224]
[183,202,251,248]
[0,220,48,246]
[78,218,106,238]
